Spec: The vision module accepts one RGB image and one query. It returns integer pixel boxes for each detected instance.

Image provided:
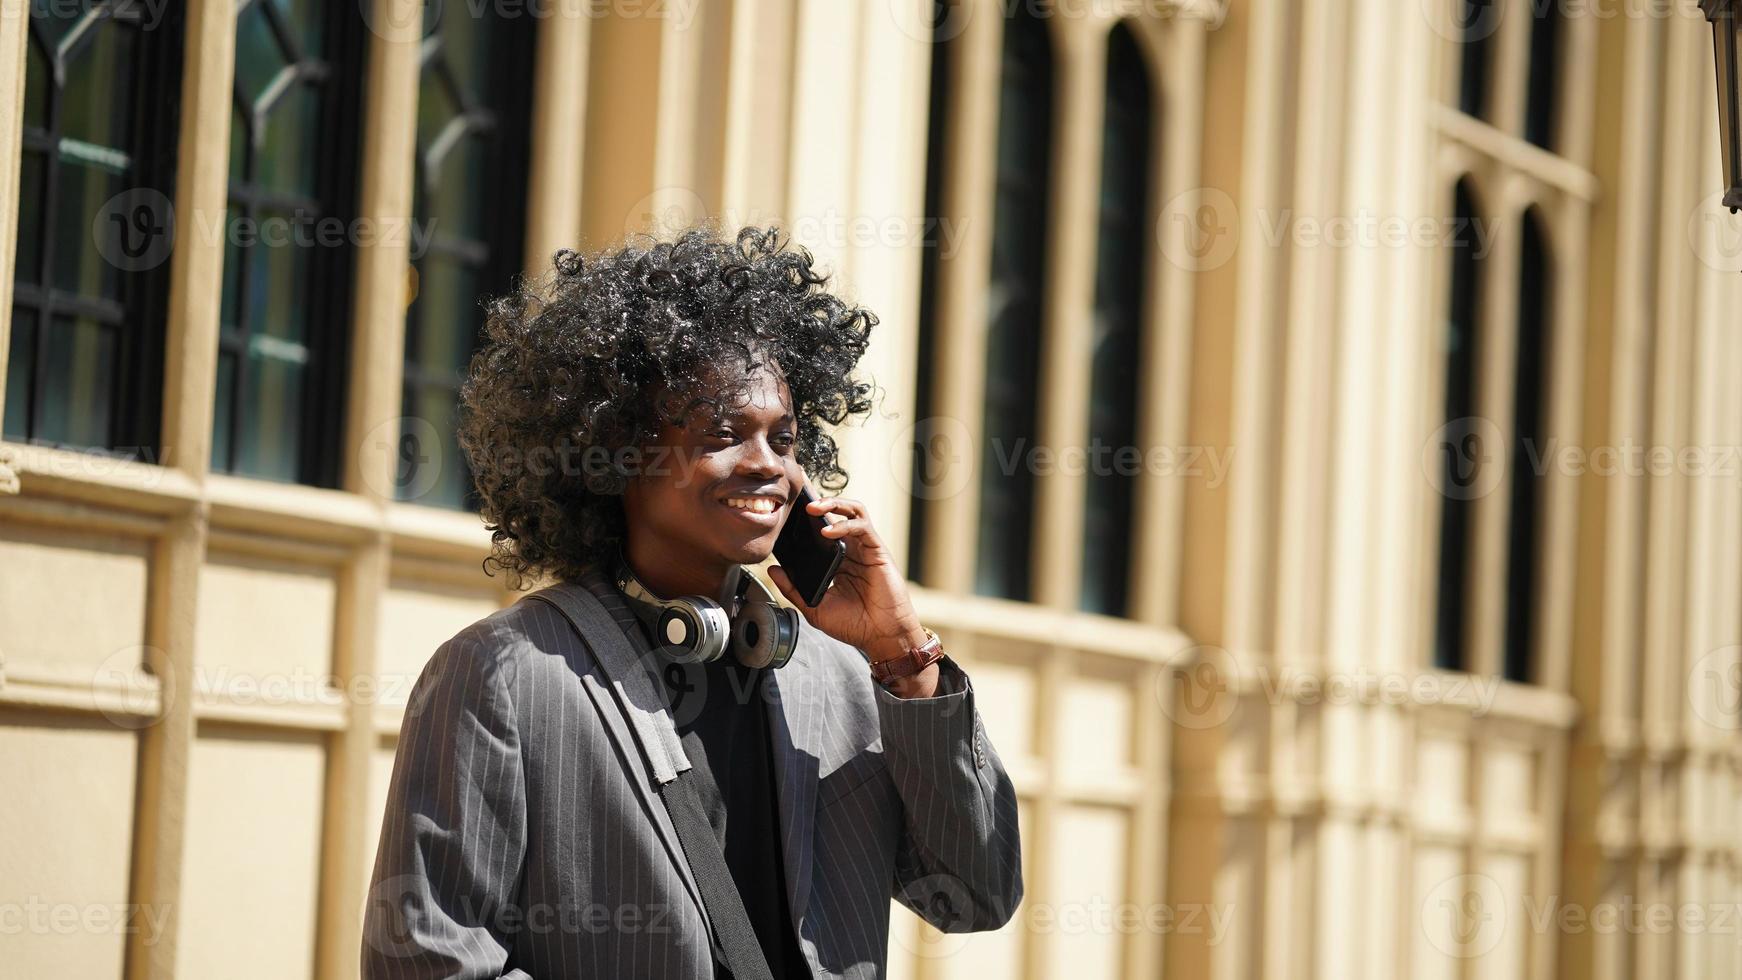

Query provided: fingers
[807,496,867,520]
[818,517,872,538]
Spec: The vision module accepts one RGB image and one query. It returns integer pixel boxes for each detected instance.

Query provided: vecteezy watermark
[1689,189,1742,273]
[360,0,702,41]
[17,0,177,30]
[883,0,1217,43]
[0,898,173,946]
[1421,873,1508,958]
[1157,189,1503,273]
[1157,646,1506,730]
[1688,645,1742,733]
[364,877,687,959]
[895,418,1235,502]
[1419,0,1702,45]
[1423,420,1742,500]
[93,191,443,273]
[1025,899,1234,944]
[359,415,446,503]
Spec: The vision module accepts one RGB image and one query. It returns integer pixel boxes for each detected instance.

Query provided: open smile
[718,493,786,528]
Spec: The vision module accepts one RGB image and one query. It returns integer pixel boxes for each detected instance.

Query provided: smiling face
[620,358,804,599]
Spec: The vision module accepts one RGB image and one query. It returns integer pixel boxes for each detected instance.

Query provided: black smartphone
[774,484,847,607]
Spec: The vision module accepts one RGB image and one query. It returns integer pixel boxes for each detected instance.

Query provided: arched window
[1524,4,1562,149]
[1503,209,1551,682]
[214,0,367,485]
[1080,23,1153,617]
[1434,179,1483,671]
[7,1,184,454]
[975,10,1054,602]
[398,7,535,508]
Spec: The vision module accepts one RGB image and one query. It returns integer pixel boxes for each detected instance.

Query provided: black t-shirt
[653,646,810,980]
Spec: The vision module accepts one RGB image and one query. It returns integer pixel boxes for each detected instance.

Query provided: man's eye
[773,431,797,447]
[710,429,735,441]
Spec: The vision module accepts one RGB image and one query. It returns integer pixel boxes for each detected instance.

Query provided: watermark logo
[94,188,175,273]
[1689,190,1742,274]
[360,0,444,42]
[1421,873,1507,958]
[92,644,171,730]
[1158,187,1240,272]
[1158,645,1242,730]
[1419,0,1503,44]
[1422,415,1505,501]
[625,186,712,239]
[892,873,974,959]
[888,0,975,42]
[360,416,445,503]
[1689,645,1742,733]
[893,414,974,502]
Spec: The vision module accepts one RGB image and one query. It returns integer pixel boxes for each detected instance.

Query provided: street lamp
[1704,0,1742,212]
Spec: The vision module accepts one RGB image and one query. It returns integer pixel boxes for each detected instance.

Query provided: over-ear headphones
[613,554,800,670]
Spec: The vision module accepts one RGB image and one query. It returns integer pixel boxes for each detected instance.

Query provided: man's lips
[718,493,786,527]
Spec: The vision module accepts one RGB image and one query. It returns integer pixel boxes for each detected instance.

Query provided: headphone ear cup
[659,599,731,663]
[733,600,801,670]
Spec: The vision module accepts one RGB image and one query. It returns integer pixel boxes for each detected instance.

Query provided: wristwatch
[869,627,945,685]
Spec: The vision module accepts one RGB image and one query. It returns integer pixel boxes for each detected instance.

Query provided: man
[363,226,1023,979]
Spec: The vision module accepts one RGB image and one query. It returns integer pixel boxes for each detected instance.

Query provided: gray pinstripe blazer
[362,570,1023,979]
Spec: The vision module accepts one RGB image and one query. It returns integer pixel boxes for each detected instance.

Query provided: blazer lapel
[524,580,709,930]
[766,637,823,929]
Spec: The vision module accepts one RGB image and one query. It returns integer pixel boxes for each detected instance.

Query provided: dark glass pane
[233,342,306,482]
[1458,0,1493,120]
[235,2,292,102]
[417,66,464,165]
[37,315,116,447]
[252,210,313,342]
[907,0,954,585]
[1524,5,1561,150]
[4,310,37,440]
[52,158,126,302]
[256,83,323,196]
[1504,213,1551,683]
[440,5,494,97]
[221,208,244,331]
[411,250,481,376]
[403,384,468,508]
[60,18,137,150]
[1435,180,1482,671]
[15,151,45,285]
[212,348,236,469]
[230,106,250,183]
[975,10,1052,602]
[279,0,325,59]
[24,34,48,130]
[431,133,489,240]
[1081,24,1151,618]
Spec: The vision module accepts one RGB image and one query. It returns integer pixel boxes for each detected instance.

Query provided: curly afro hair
[458,225,878,588]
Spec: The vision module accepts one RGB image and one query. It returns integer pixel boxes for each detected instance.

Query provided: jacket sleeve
[877,656,1024,932]
[362,634,534,980]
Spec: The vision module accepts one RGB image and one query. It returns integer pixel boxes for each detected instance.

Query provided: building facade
[0,1,1738,978]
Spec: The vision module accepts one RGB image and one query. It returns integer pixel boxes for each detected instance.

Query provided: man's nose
[736,435,783,476]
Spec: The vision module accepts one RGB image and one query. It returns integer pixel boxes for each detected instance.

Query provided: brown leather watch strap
[869,628,944,684]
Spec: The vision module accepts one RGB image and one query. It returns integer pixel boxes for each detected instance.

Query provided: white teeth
[725,497,778,514]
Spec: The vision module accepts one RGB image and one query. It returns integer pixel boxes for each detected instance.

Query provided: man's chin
[721,537,778,568]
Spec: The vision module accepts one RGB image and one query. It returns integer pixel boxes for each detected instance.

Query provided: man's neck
[621,537,732,601]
